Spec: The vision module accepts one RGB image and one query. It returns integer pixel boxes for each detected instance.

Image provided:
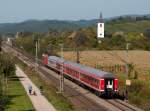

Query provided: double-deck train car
[42,54,118,96]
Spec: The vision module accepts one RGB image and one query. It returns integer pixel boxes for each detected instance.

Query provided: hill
[0,20,80,34]
[0,14,150,35]
[105,20,150,33]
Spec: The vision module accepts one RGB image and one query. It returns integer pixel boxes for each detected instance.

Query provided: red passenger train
[42,54,118,96]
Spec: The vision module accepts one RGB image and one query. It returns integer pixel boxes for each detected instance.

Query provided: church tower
[97,13,104,38]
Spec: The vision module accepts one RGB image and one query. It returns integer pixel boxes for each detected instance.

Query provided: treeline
[0,53,16,110]
[13,28,150,56]
[108,15,150,24]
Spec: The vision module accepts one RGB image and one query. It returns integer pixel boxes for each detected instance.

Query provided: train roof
[48,56,115,79]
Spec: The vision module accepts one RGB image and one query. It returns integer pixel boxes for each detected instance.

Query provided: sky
[0,0,150,23]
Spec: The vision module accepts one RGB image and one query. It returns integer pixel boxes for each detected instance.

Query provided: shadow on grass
[19,109,35,111]
[5,94,35,111]
[4,94,22,110]
[9,76,26,81]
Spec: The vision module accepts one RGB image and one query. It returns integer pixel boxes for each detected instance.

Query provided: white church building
[97,13,104,38]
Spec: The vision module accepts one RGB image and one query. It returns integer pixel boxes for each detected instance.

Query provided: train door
[104,78,114,92]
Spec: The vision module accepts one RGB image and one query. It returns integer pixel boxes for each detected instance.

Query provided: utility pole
[76,47,80,63]
[126,43,130,77]
[33,33,40,71]
[57,44,64,93]
[125,42,130,101]
[35,40,38,71]
[38,38,40,52]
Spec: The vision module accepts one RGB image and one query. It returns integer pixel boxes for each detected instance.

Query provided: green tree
[144,29,150,38]
[0,53,15,85]
[126,32,143,42]
[0,53,15,110]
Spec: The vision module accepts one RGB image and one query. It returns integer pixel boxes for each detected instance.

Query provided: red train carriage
[42,54,48,65]
[42,55,118,96]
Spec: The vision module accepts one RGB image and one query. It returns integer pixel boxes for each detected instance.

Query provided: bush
[144,29,150,38]
[129,94,142,105]
[0,95,9,110]
[128,80,143,93]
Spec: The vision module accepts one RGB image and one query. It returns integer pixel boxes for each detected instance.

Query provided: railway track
[2,43,143,111]
[106,99,140,111]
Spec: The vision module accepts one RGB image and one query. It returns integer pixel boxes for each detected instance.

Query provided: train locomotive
[42,54,118,96]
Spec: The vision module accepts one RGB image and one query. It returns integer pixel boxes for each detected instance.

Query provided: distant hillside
[70,19,98,27]
[105,20,150,33]
[0,14,150,35]
[0,20,80,34]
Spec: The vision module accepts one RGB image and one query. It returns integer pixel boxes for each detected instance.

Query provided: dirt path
[16,66,57,111]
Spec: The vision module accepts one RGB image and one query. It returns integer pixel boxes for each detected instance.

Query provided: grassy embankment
[15,58,77,111]
[5,74,34,111]
[116,71,150,111]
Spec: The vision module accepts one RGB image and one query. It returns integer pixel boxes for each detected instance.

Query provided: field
[62,50,150,70]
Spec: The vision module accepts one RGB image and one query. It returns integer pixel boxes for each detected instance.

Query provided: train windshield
[105,79,114,91]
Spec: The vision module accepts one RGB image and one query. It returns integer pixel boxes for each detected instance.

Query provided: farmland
[62,50,150,70]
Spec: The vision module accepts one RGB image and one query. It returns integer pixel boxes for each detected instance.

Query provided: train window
[80,73,100,88]
[80,73,86,78]
[70,68,72,74]
[67,67,70,73]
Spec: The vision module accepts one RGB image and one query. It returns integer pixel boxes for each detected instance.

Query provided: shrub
[129,94,142,105]
[128,80,143,93]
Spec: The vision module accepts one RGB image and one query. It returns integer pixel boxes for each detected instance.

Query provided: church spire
[97,12,104,38]
[99,12,103,23]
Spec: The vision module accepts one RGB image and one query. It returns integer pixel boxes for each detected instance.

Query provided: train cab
[42,54,48,65]
[100,76,118,96]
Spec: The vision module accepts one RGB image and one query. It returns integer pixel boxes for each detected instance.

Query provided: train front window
[105,79,113,90]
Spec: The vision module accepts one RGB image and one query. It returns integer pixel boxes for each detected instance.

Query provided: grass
[116,72,150,111]
[16,57,77,111]
[5,76,34,111]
